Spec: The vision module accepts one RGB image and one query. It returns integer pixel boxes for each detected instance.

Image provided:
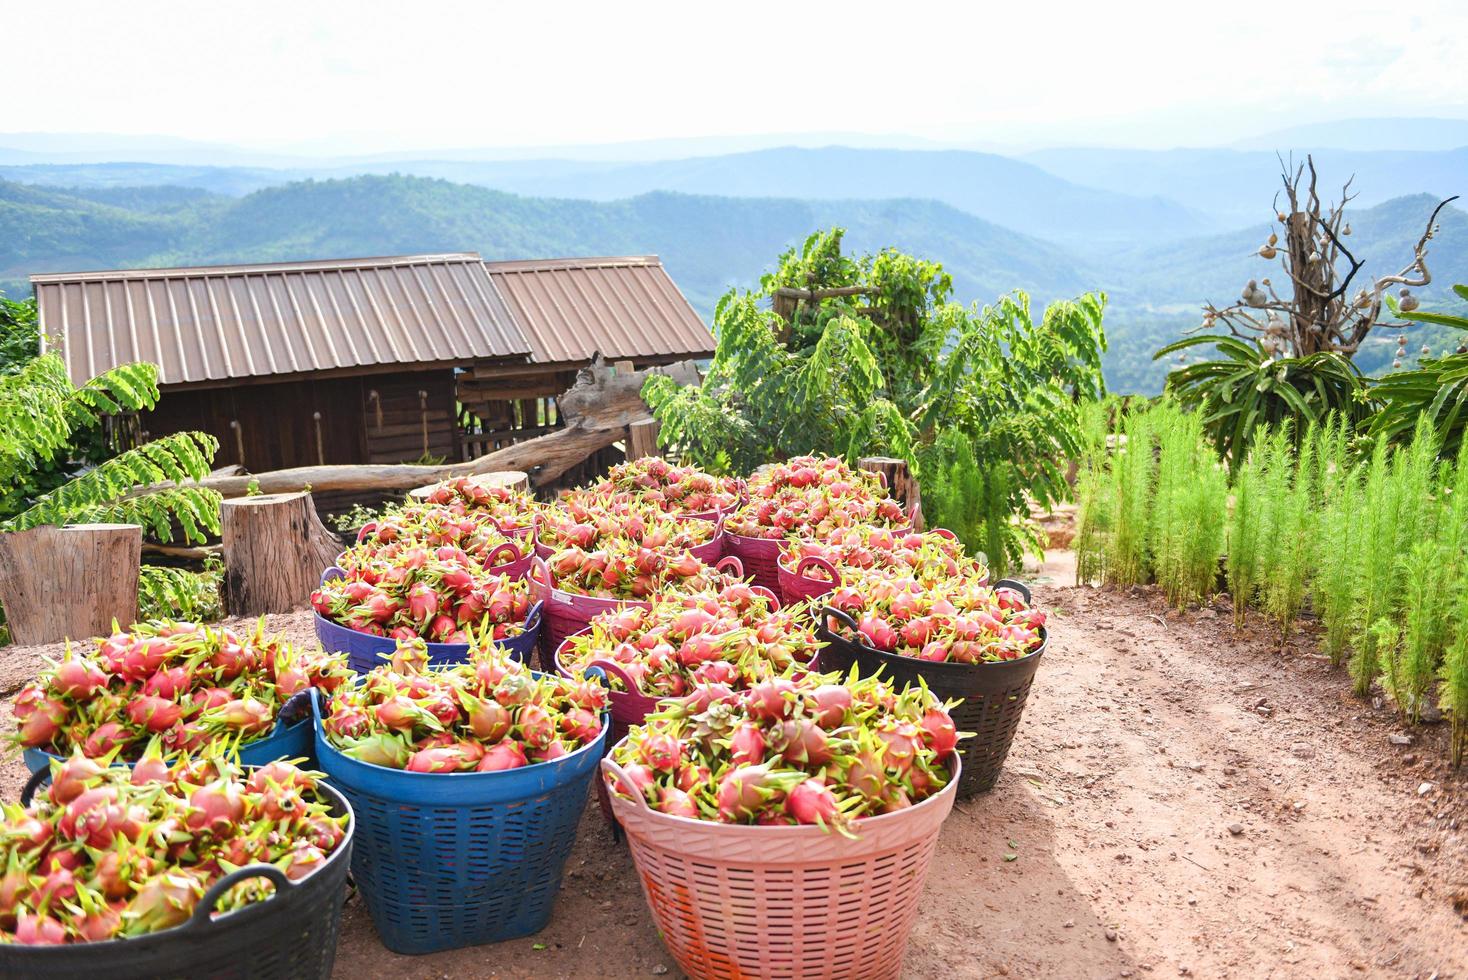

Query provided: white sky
[7,0,1468,153]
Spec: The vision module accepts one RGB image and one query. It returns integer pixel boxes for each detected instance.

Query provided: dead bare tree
[1195,155,1458,365]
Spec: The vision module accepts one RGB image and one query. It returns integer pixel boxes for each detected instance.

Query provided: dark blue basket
[314,566,541,673]
[22,690,316,777]
[309,685,606,955]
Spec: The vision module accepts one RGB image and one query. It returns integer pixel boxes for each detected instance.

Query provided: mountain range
[1,127,1464,394]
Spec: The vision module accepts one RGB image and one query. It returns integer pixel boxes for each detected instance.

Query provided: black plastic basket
[1,767,354,980]
[816,579,1045,798]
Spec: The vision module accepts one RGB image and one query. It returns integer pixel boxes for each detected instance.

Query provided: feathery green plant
[1441,588,1468,768]
[1150,406,1226,606]
[1225,442,1264,627]
[1264,431,1315,641]
[1391,541,1454,723]
[1348,438,1400,696]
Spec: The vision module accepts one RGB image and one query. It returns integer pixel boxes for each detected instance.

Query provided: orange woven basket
[603,757,959,980]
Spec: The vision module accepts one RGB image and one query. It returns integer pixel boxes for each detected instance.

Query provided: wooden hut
[32,252,714,492]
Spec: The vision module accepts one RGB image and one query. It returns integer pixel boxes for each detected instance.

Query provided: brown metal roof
[484,255,714,365]
[33,253,531,386]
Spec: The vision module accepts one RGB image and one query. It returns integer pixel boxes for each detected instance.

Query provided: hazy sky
[9,0,1468,153]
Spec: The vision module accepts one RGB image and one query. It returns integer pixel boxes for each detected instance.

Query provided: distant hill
[4,175,1459,397]
[2,147,1218,253]
[1233,117,1468,152]
[1020,147,1468,228]
[0,174,1095,327]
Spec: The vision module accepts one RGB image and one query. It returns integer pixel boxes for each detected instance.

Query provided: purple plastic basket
[315,566,541,674]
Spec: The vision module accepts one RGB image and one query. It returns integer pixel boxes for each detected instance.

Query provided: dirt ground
[2,553,1465,978]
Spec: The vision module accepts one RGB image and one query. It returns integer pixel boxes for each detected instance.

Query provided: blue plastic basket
[22,690,316,776]
[309,685,606,955]
[315,566,541,673]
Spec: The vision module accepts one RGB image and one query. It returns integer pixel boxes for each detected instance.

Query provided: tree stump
[0,524,142,645]
[859,456,924,531]
[627,420,661,460]
[221,493,341,616]
[408,470,531,502]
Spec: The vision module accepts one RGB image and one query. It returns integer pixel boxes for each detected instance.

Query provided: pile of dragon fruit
[351,502,530,566]
[419,477,539,532]
[312,555,535,644]
[726,456,906,539]
[825,574,1046,664]
[11,622,350,760]
[540,539,730,600]
[575,457,742,516]
[320,643,606,771]
[606,669,958,827]
[0,752,346,944]
[537,496,718,554]
[780,526,983,585]
[556,581,818,698]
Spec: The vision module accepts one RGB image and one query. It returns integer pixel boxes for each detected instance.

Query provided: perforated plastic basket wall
[723,533,784,594]
[0,777,353,980]
[311,690,606,955]
[604,755,958,980]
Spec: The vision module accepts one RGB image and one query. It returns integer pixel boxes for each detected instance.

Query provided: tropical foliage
[1367,284,1468,456]
[644,229,1108,575]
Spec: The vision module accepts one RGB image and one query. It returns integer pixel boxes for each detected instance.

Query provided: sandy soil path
[2,559,1464,978]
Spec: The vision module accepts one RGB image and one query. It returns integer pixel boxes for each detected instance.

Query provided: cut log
[220,493,341,616]
[0,523,142,644]
[628,420,661,460]
[859,456,924,532]
[409,471,531,501]
[134,356,703,499]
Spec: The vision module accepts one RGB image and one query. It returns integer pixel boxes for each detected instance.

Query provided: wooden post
[0,524,142,644]
[627,419,660,460]
[220,493,341,616]
[408,470,531,502]
[859,456,924,531]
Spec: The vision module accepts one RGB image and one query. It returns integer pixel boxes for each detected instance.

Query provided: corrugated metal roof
[33,253,531,386]
[485,255,714,365]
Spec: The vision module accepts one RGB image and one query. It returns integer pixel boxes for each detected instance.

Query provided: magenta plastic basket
[723,532,784,593]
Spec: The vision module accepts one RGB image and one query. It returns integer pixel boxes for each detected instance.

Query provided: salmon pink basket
[602,755,959,980]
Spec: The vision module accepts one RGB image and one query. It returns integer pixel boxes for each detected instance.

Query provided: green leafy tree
[644,229,1107,575]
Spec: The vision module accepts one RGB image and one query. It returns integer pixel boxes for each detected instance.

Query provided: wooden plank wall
[361,371,458,465]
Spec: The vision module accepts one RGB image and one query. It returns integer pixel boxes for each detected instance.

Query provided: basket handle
[483,540,523,568]
[716,555,744,579]
[586,657,642,693]
[528,555,552,591]
[929,527,958,541]
[600,757,653,813]
[20,764,50,807]
[992,579,1032,604]
[522,599,544,633]
[354,522,377,544]
[188,864,293,928]
[750,585,781,611]
[819,605,860,635]
[794,555,840,585]
[320,565,346,587]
